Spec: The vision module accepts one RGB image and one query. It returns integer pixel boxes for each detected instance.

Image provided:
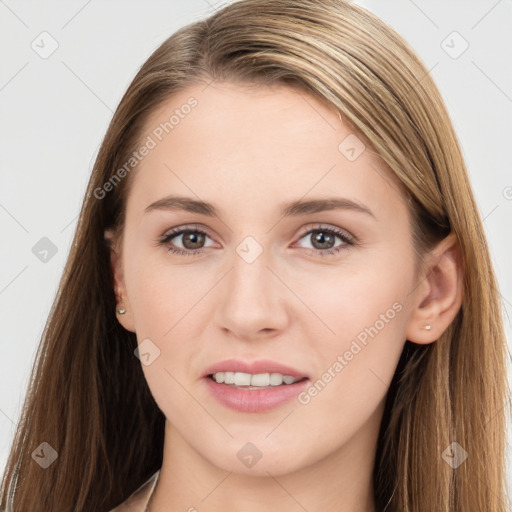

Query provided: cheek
[288,290,406,466]
[125,251,202,333]
[297,248,411,350]
[128,261,207,430]
[295,251,411,419]
[124,254,206,396]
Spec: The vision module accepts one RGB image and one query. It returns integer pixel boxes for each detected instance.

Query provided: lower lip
[203,376,310,413]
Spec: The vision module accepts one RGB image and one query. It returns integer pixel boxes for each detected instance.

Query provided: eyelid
[161,223,215,239]
[160,223,355,242]
[296,223,356,244]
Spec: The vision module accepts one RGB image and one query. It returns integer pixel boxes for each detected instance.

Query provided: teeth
[250,373,270,386]
[211,371,302,387]
[234,372,251,386]
[269,373,283,386]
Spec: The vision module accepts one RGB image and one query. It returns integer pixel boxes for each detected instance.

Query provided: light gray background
[1,0,511,501]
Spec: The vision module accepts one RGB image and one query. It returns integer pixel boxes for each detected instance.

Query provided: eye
[157,223,355,257]
[294,224,354,257]
[158,225,215,257]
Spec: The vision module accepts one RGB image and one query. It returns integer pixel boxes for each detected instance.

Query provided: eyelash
[158,224,355,258]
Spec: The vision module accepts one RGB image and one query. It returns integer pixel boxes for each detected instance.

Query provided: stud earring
[117,308,126,315]
[423,324,431,330]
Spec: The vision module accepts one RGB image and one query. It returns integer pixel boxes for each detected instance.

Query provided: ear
[405,232,463,344]
[104,228,136,333]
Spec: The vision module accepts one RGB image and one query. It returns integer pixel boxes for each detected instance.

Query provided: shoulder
[109,470,160,512]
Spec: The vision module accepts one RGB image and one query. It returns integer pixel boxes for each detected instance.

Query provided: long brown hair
[2,1,509,510]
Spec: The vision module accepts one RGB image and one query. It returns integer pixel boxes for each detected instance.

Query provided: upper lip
[203,358,309,379]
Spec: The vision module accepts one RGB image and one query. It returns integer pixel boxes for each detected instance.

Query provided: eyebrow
[144,195,375,219]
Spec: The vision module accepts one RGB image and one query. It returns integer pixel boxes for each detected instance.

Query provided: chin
[201,435,313,477]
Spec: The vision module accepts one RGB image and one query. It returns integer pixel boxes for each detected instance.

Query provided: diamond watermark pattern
[236,236,263,264]
[134,338,161,366]
[32,237,58,263]
[31,31,59,59]
[441,31,469,59]
[441,441,468,468]
[237,442,263,468]
[31,442,58,469]
[338,134,366,161]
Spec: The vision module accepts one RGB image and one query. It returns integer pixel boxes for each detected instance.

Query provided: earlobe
[406,232,464,345]
[104,229,136,333]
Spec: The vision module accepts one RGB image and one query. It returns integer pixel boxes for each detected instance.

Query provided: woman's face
[110,81,421,476]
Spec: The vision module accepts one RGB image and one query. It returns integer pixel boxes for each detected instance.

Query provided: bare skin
[106,81,463,512]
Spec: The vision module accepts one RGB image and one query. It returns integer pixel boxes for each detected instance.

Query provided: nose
[213,249,290,341]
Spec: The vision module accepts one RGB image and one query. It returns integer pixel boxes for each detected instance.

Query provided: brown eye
[180,231,206,250]
[295,225,354,257]
[159,224,354,258]
[160,227,213,256]
[309,230,337,250]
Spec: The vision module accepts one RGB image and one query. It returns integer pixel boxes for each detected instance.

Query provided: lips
[202,358,310,413]
[202,358,308,379]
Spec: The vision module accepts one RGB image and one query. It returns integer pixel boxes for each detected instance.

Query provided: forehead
[125,81,408,222]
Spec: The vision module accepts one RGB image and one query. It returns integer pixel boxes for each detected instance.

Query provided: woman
[1,0,509,511]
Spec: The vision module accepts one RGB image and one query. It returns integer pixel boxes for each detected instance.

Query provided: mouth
[202,358,308,381]
[202,359,310,413]
[207,371,308,389]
